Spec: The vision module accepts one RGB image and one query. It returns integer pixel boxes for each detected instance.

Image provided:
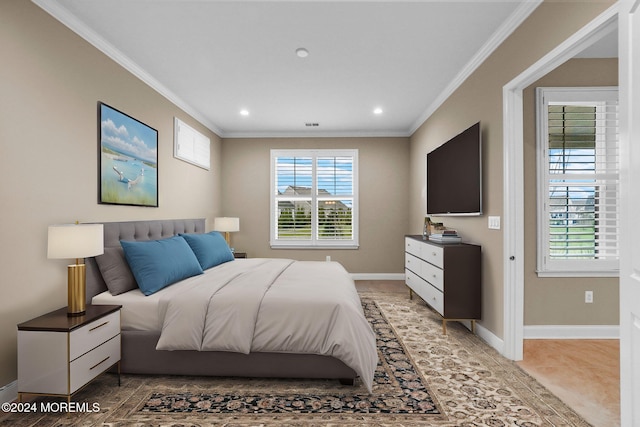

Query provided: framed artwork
[98,102,158,207]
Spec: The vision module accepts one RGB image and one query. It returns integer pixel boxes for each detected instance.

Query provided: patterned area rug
[1,292,591,427]
[139,299,441,416]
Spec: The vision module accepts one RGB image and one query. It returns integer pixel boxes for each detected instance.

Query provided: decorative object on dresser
[213,216,240,249]
[17,304,122,403]
[47,223,104,316]
[404,235,481,334]
[428,229,461,243]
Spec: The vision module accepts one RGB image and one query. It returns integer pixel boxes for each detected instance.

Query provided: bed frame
[85,218,357,384]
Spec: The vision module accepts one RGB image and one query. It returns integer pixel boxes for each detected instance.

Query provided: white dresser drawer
[405,269,423,295]
[70,311,120,361]
[420,282,444,316]
[70,334,120,394]
[405,253,421,273]
[405,237,421,258]
[422,243,444,268]
[421,261,444,291]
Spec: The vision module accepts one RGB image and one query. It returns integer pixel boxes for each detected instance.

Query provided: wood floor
[518,339,620,427]
[355,281,621,427]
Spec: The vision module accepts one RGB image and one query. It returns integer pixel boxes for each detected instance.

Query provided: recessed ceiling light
[240,109,250,116]
[296,48,309,58]
[373,108,383,115]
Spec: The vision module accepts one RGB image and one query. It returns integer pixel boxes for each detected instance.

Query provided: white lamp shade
[213,217,240,232]
[47,223,104,259]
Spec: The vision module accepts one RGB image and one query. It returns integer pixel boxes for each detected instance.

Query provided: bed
[86,218,377,391]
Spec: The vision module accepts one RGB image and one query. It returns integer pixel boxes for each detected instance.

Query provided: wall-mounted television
[426,122,482,216]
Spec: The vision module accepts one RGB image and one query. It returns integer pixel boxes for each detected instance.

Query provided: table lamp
[47,223,104,316]
[213,217,239,248]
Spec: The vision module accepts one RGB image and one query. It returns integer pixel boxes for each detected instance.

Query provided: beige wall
[1,0,617,388]
[409,0,615,338]
[220,137,410,274]
[0,2,222,385]
[523,58,619,325]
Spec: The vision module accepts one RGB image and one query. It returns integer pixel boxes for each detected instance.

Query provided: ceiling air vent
[305,123,319,127]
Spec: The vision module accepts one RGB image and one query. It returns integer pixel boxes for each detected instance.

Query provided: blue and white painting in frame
[99,102,158,207]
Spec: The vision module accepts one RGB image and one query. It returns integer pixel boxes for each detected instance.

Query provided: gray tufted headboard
[85,218,206,302]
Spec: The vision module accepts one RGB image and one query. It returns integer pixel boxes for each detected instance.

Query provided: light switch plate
[488,216,501,230]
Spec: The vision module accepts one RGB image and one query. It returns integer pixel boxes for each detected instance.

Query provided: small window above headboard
[174,118,210,170]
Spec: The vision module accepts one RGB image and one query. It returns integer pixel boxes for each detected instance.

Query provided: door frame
[617,0,640,424]
[502,4,619,360]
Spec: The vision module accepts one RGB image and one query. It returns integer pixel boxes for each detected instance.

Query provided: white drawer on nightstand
[70,311,120,361]
[70,334,120,394]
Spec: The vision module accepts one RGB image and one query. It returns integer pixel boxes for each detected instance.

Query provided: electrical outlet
[585,291,593,303]
[326,255,331,262]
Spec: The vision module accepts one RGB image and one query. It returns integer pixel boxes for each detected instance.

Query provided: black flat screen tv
[426,122,482,216]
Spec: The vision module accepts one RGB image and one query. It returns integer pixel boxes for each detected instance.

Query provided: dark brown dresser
[404,235,481,334]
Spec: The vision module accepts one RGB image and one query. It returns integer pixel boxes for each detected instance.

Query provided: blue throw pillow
[120,236,204,296]
[180,231,235,270]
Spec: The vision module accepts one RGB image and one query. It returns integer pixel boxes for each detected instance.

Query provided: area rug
[138,299,441,417]
[0,292,591,427]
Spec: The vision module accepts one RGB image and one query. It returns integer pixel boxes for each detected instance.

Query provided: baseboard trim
[0,380,17,404]
[524,325,620,339]
[476,323,505,356]
[351,273,405,281]
[351,274,508,357]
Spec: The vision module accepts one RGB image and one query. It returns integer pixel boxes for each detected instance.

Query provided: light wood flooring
[355,281,621,427]
[518,339,620,427]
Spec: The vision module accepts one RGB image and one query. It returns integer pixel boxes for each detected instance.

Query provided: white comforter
[154,258,378,391]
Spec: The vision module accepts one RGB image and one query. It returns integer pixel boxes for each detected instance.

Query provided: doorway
[501,4,618,360]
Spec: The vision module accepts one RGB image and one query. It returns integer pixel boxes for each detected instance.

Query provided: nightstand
[17,304,122,402]
[234,252,247,259]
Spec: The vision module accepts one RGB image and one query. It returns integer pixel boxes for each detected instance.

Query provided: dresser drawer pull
[90,356,110,371]
[89,321,109,332]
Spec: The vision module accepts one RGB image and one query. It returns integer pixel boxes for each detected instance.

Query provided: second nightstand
[17,304,122,402]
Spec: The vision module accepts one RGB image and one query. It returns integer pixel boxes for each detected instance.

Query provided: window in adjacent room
[270,149,358,248]
[536,87,619,277]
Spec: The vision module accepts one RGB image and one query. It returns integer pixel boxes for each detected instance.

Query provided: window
[270,149,358,248]
[536,87,619,276]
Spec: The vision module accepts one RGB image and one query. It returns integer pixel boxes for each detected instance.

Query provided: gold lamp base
[67,264,86,317]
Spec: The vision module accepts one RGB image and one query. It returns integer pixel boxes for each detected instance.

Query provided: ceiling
[33,0,611,138]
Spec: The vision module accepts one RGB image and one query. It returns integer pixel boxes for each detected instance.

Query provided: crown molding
[222,129,412,139]
[33,0,542,140]
[31,0,224,137]
[408,0,543,135]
